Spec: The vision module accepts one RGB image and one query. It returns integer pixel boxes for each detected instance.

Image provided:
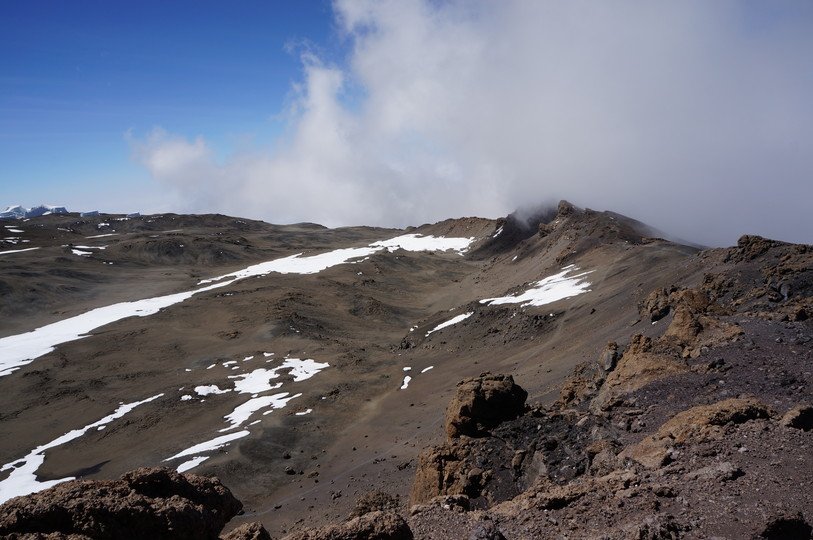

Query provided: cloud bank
[130,1,813,246]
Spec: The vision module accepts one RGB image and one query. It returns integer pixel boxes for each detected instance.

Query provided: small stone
[469,520,506,540]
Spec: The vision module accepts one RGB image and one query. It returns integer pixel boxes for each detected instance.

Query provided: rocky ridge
[402,234,813,538]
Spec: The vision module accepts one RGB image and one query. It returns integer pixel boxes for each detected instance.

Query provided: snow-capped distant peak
[0,205,69,220]
[0,206,26,220]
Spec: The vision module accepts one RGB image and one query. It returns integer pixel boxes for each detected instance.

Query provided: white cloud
[130,1,813,245]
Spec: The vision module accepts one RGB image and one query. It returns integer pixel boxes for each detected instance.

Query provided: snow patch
[1,233,473,376]
[0,279,233,377]
[199,233,475,285]
[165,430,250,461]
[370,234,474,253]
[480,266,593,308]
[230,358,329,394]
[0,394,163,504]
[198,246,380,285]
[426,312,474,336]
[194,385,230,396]
[176,456,209,473]
[220,392,301,430]
[0,247,39,256]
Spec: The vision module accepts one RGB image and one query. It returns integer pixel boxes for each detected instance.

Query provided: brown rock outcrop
[625,398,770,468]
[351,491,401,518]
[640,287,674,322]
[557,342,618,407]
[556,360,605,407]
[444,373,527,439]
[0,467,242,540]
[663,289,743,357]
[221,522,272,540]
[781,403,813,431]
[282,511,413,540]
[592,335,687,410]
[410,442,471,505]
[755,512,813,539]
[729,235,786,262]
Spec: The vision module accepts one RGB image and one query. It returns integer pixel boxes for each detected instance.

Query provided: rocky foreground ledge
[399,235,813,539]
[0,465,412,540]
[0,467,269,540]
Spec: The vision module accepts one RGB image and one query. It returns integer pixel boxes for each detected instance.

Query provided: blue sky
[1,0,337,209]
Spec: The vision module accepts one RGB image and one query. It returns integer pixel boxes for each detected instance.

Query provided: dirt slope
[1,203,809,539]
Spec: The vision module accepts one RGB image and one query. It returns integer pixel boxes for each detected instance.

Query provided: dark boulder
[0,467,242,540]
[444,373,527,439]
[221,522,272,540]
[282,511,412,540]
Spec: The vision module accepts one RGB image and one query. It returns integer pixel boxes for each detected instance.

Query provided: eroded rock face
[444,373,527,439]
[625,398,771,469]
[410,441,471,505]
[756,513,813,539]
[662,289,743,357]
[351,491,401,518]
[557,342,619,407]
[640,287,674,322]
[404,236,813,539]
[221,522,272,540]
[591,335,687,411]
[781,403,813,431]
[0,467,242,540]
[282,511,413,540]
[637,286,743,358]
[411,405,615,507]
[730,235,786,262]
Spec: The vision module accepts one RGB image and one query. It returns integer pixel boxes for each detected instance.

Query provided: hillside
[0,202,810,539]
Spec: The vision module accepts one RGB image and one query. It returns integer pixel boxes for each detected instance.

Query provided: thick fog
[131,1,813,246]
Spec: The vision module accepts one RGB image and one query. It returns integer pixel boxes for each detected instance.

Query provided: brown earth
[1,202,811,538]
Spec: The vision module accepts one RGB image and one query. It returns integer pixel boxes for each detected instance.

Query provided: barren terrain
[0,202,810,539]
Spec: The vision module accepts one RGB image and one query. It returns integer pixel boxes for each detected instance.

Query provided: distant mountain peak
[0,204,69,220]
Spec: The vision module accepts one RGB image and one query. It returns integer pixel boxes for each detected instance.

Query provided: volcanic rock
[756,513,813,539]
[221,522,272,540]
[282,511,413,540]
[640,287,674,322]
[468,520,505,540]
[444,373,527,439]
[592,335,687,411]
[625,397,770,468]
[351,491,401,518]
[0,467,242,540]
[781,403,813,431]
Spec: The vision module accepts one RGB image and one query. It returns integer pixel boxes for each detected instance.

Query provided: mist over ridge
[128,1,813,247]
